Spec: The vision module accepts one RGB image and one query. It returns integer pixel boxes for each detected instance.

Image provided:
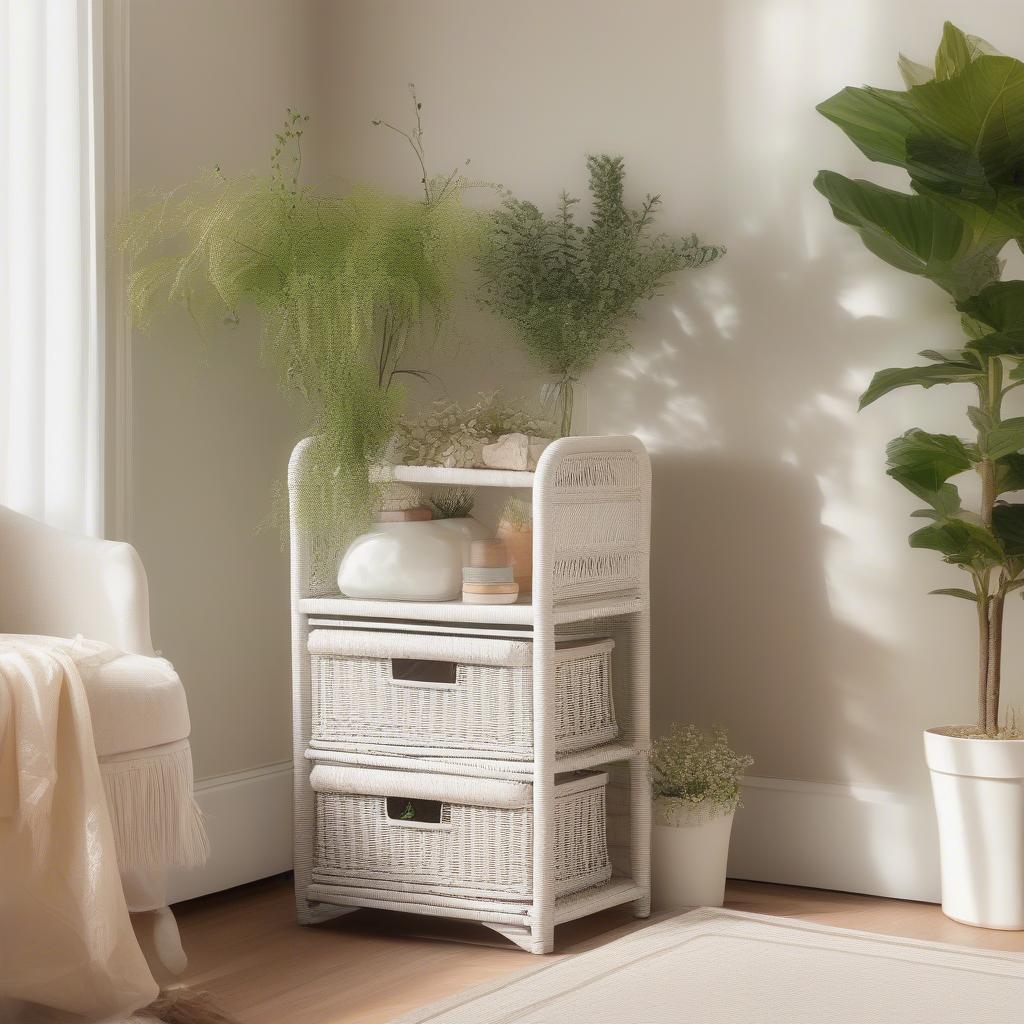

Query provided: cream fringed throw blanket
[0,636,206,1023]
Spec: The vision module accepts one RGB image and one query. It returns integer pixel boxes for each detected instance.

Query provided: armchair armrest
[0,505,154,655]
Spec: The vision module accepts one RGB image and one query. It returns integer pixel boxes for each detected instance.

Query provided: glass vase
[541,376,587,437]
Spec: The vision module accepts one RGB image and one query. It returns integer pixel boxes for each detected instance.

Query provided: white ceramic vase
[924,727,1024,930]
[651,799,735,910]
[337,517,490,602]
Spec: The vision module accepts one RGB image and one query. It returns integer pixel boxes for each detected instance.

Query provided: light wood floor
[173,874,1024,1024]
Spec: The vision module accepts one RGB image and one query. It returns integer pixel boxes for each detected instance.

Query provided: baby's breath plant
[119,91,486,546]
[650,725,753,825]
[394,391,551,468]
[477,156,725,435]
[428,487,476,519]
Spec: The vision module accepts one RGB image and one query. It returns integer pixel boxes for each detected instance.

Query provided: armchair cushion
[85,654,190,758]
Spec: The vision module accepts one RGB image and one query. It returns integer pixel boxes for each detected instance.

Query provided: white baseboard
[168,768,941,906]
[728,775,941,904]
[168,760,293,904]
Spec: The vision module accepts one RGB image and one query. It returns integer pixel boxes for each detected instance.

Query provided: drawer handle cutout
[389,658,458,690]
[385,796,452,831]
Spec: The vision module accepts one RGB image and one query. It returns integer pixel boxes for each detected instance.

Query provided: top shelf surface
[299,590,646,626]
[369,464,535,488]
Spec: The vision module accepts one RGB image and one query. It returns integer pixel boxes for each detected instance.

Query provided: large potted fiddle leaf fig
[816,22,1024,930]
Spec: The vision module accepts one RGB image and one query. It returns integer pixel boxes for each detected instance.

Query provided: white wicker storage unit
[289,435,651,954]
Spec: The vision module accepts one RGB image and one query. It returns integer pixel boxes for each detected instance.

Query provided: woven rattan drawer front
[310,765,612,902]
[308,630,617,758]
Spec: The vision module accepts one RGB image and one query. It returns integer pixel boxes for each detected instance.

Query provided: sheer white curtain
[0,0,104,536]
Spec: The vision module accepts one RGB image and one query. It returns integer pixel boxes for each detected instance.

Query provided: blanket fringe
[101,742,210,871]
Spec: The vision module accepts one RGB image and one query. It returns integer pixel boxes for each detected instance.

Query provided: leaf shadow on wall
[586,227,937,799]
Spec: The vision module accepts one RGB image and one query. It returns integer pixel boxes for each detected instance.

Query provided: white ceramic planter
[337,517,490,601]
[924,727,1024,930]
[651,800,735,910]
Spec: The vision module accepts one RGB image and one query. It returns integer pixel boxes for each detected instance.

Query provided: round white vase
[924,727,1024,930]
[651,799,735,911]
[337,517,490,602]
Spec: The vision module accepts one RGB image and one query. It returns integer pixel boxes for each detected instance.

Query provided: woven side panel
[551,453,640,491]
[548,453,644,601]
[553,652,618,751]
[551,551,644,600]
[549,500,640,551]
[552,786,612,897]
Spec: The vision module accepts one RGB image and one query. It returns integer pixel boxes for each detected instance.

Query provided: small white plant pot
[651,798,735,911]
[925,727,1024,930]
[337,517,490,602]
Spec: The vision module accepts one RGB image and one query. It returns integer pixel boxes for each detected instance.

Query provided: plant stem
[978,357,1002,733]
[976,588,991,732]
[560,378,574,437]
[987,585,1005,735]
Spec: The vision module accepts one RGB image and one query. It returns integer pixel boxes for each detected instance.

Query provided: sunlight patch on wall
[815,444,907,647]
[838,281,892,320]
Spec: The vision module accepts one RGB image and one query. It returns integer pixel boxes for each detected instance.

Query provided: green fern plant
[476,156,725,435]
[119,94,487,545]
[428,486,476,519]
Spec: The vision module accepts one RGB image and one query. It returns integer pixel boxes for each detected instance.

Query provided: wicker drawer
[308,630,617,758]
[310,764,612,902]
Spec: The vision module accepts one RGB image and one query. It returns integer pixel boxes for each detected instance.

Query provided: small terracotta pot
[496,524,532,594]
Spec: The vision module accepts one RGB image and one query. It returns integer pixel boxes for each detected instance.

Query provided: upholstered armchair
[0,505,206,975]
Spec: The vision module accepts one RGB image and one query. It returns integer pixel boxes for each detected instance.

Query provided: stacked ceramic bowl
[462,540,519,605]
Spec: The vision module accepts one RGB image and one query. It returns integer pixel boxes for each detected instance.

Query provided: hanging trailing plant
[476,155,725,435]
[119,91,487,544]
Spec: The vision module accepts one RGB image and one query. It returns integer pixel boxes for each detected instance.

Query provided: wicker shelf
[369,464,536,488]
[306,874,646,929]
[553,876,647,925]
[290,434,652,954]
[298,590,646,627]
[305,740,638,782]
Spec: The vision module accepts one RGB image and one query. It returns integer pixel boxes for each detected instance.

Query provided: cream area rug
[396,908,1024,1024]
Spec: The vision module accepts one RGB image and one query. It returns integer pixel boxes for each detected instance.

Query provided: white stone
[481,432,529,471]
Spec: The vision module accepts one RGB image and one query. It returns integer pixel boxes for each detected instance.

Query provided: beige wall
[121,0,1024,895]
[305,0,1024,806]
[121,0,314,780]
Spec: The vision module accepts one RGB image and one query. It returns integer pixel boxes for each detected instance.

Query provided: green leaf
[859,362,984,409]
[907,56,1024,242]
[929,587,979,601]
[920,347,982,364]
[815,87,920,169]
[909,518,1004,566]
[906,483,962,520]
[911,56,1024,183]
[933,22,997,80]
[984,417,1024,459]
[886,429,974,491]
[958,282,1024,356]
[813,171,978,297]
[898,53,934,89]
[995,453,1024,494]
[993,503,1024,555]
